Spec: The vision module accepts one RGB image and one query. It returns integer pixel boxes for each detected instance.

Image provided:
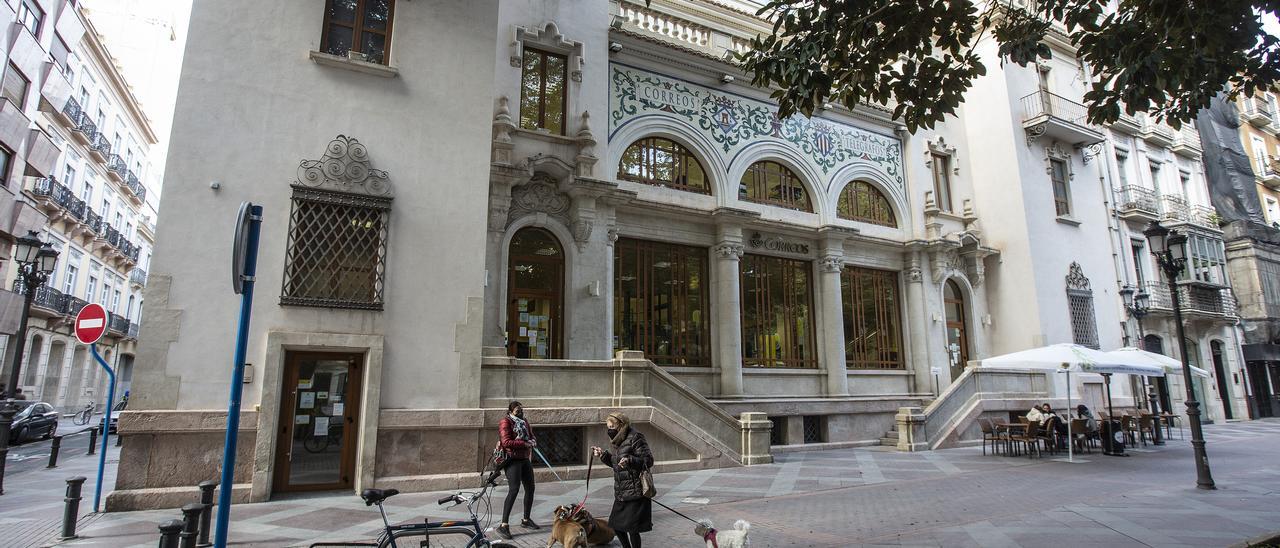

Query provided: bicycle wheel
[73,411,89,426]
[303,436,329,453]
[377,526,482,548]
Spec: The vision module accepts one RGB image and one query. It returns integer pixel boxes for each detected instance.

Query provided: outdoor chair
[1011,421,1043,458]
[1121,415,1143,447]
[1138,415,1157,445]
[1069,418,1092,454]
[979,418,1005,456]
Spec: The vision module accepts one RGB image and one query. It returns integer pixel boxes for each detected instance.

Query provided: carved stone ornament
[925,136,960,175]
[932,250,964,284]
[713,242,744,259]
[1044,141,1074,180]
[819,254,844,273]
[507,176,571,228]
[295,135,394,198]
[1080,142,1104,165]
[511,22,584,82]
[1065,261,1091,291]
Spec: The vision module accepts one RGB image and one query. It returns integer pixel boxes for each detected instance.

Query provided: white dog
[694,519,751,548]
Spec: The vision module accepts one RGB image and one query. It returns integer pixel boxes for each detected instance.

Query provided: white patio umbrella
[1103,347,1211,378]
[980,343,1165,462]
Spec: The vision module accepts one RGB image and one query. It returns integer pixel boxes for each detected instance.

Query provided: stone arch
[41,340,67,403]
[727,142,826,217]
[940,274,981,372]
[826,164,909,230]
[609,117,726,201]
[498,214,577,350]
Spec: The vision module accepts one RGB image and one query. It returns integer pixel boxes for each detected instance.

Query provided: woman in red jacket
[495,401,539,540]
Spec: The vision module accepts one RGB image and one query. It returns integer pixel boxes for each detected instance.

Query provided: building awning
[1243,343,1280,363]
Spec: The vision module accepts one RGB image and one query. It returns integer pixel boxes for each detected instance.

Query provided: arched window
[836,180,897,227]
[617,137,708,194]
[944,280,969,380]
[739,160,811,211]
[507,227,564,359]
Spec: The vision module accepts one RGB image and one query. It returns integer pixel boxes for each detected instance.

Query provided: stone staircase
[879,423,899,446]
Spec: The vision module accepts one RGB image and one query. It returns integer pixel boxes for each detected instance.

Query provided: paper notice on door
[317,391,329,400]
[298,378,313,389]
[333,403,344,416]
[314,416,329,436]
[299,392,315,409]
[295,415,310,425]
[519,326,528,337]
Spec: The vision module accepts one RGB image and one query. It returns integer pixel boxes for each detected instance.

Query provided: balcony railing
[127,322,139,339]
[106,154,127,179]
[616,1,753,58]
[84,209,102,235]
[1160,194,1190,223]
[1021,90,1089,124]
[74,111,98,141]
[1143,281,1236,318]
[61,96,82,125]
[89,132,111,158]
[129,268,147,288]
[65,297,88,317]
[1117,185,1159,216]
[27,177,87,221]
[13,281,67,314]
[108,313,129,335]
[125,171,147,203]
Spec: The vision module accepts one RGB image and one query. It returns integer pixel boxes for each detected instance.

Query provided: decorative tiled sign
[609,64,904,192]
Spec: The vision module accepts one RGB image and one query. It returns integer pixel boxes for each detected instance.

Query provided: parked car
[8,401,58,443]
[108,397,127,434]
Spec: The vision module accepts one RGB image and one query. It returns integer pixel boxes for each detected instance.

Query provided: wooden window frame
[740,254,818,369]
[836,180,897,227]
[613,238,711,367]
[17,0,43,38]
[1,63,30,111]
[739,160,812,211]
[617,137,710,194]
[944,279,970,378]
[0,146,12,189]
[519,48,568,135]
[1050,158,1071,216]
[930,153,953,212]
[320,0,397,66]
[841,266,904,370]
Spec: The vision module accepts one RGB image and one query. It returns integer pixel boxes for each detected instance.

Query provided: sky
[78,0,194,191]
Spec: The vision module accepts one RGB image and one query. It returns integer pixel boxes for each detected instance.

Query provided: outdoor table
[1160,414,1184,440]
[995,423,1027,456]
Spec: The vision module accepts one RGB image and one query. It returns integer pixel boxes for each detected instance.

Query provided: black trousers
[501,458,535,523]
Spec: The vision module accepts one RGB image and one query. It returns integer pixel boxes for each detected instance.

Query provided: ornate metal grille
[281,136,394,310]
[1065,262,1099,349]
[836,180,897,227]
[739,160,811,211]
[802,415,824,444]
[769,417,785,445]
[533,427,583,466]
[841,266,904,369]
[613,238,711,367]
[741,254,818,368]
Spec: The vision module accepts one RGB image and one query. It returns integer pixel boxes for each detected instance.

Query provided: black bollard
[197,480,217,546]
[86,426,99,455]
[48,435,63,468]
[158,519,183,548]
[61,476,86,539]
[179,503,202,548]
[115,429,122,446]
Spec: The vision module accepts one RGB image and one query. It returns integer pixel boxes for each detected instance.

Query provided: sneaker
[495,524,513,539]
[521,518,541,530]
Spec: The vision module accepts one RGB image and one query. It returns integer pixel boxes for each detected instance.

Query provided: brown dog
[550,505,616,547]
[544,516,586,548]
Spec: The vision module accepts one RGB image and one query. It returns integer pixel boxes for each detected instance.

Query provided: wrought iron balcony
[108,313,129,335]
[89,132,111,161]
[127,322,139,339]
[65,297,88,317]
[13,281,67,315]
[73,111,98,144]
[1160,194,1191,224]
[1116,185,1160,220]
[1242,98,1274,127]
[106,154,127,181]
[1142,281,1237,319]
[25,177,86,222]
[1020,90,1105,146]
[102,224,122,248]
[83,209,102,235]
[129,268,147,288]
[125,171,147,203]
[59,96,82,128]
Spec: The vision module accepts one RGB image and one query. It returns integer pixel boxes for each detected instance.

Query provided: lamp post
[1120,284,1163,445]
[0,231,60,495]
[1144,220,1215,489]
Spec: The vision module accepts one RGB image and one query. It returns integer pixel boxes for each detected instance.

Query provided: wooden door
[274,352,362,493]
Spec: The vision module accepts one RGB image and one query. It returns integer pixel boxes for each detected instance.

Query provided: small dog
[549,505,616,546]
[544,515,586,548]
[695,519,751,548]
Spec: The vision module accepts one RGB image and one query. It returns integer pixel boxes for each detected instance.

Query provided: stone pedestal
[895,406,928,451]
[738,412,773,465]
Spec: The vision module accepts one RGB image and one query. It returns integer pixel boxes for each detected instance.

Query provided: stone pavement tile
[263,507,379,531]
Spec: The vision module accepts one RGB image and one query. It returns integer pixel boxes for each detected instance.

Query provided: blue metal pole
[213,205,261,548]
[89,344,115,512]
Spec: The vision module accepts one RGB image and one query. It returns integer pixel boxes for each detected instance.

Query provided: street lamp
[0,231,60,495]
[1144,220,1215,490]
[1120,284,1163,445]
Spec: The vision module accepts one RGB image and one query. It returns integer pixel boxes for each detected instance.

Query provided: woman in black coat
[591,412,654,548]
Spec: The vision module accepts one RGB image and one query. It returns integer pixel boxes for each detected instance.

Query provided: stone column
[817,251,849,396]
[713,232,745,397]
[739,412,773,465]
[905,251,933,396]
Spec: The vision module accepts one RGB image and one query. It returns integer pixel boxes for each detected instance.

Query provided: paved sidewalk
[0,432,119,548]
[23,419,1280,547]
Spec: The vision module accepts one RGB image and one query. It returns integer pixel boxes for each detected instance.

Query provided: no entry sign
[75,303,109,345]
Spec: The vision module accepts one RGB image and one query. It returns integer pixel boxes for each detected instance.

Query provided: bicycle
[72,401,95,426]
[309,475,518,548]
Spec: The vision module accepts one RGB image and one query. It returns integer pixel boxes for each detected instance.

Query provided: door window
[507,228,564,359]
[276,353,361,492]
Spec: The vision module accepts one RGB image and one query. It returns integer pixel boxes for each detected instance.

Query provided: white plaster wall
[137,0,498,411]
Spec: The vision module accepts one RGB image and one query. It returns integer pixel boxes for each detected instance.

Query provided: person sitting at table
[1076,404,1098,433]
[1026,404,1047,424]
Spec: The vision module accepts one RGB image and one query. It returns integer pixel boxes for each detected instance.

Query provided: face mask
[607,428,619,438]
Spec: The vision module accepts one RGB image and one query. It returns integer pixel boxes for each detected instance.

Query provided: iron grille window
[618,137,709,194]
[842,266,904,369]
[769,417,785,445]
[1050,158,1071,216]
[321,0,396,65]
[802,415,824,444]
[741,254,817,368]
[1065,262,1099,349]
[739,161,811,211]
[533,427,583,466]
[281,189,390,310]
[930,153,953,212]
[519,48,568,135]
[614,238,711,367]
[836,180,897,227]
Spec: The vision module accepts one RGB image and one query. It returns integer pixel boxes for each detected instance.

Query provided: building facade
[112,0,1252,510]
[0,0,158,412]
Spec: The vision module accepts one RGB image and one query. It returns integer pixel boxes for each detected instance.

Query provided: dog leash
[651,497,717,546]
[568,458,593,520]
